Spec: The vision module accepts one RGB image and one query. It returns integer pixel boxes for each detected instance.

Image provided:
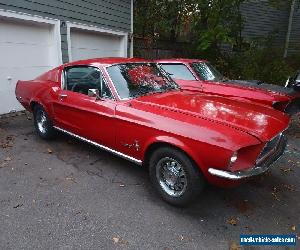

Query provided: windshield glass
[191,62,224,81]
[107,63,179,99]
[160,64,196,80]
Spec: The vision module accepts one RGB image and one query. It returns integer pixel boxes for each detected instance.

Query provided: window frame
[61,65,115,100]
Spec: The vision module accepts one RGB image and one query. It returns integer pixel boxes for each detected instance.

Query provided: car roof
[64,57,152,67]
[155,58,208,64]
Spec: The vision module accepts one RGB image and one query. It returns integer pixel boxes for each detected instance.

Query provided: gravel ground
[0,113,299,250]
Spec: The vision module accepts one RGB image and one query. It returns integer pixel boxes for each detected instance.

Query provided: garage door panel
[71,48,121,61]
[0,43,52,68]
[70,28,126,61]
[0,19,52,45]
[71,30,122,49]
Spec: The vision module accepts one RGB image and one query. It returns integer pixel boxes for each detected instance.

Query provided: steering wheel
[71,82,81,92]
[71,83,92,94]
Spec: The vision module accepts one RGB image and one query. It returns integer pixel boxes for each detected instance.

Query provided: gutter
[284,0,296,58]
[130,0,134,57]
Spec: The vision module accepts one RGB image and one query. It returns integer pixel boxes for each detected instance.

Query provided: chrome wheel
[36,109,47,134]
[156,157,187,197]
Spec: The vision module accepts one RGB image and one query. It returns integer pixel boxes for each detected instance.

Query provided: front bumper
[208,135,287,180]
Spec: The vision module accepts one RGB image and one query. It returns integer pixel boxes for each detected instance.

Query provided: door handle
[59,94,68,100]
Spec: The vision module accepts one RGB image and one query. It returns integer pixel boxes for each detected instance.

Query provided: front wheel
[33,104,55,139]
[149,147,205,207]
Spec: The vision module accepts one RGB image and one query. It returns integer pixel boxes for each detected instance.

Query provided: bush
[211,39,299,86]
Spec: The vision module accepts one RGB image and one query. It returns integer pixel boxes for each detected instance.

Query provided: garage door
[0,15,61,115]
[69,27,127,61]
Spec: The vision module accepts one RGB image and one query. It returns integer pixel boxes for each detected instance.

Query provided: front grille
[256,133,283,165]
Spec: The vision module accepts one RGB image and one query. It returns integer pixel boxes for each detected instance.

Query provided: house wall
[241,0,299,56]
[289,4,300,54]
[241,0,289,48]
[0,0,131,62]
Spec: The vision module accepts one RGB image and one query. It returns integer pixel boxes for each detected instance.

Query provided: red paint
[156,58,298,112]
[15,57,290,187]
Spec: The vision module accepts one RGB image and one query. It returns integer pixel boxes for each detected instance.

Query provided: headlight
[229,151,238,166]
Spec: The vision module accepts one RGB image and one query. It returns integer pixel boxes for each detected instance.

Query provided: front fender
[142,135,233,180]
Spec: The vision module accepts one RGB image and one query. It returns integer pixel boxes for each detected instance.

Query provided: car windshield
[107,63,179,99]
[159,64,196,80]
[191,62,224,81]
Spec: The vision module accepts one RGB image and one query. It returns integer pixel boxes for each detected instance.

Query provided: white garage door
[0,15,61,114]
[69,27,127,61]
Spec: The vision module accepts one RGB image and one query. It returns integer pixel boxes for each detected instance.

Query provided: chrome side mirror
[88,89,101,100]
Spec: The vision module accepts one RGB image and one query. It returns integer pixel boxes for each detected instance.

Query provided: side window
[160,64,196,80]
[64,66,113,99]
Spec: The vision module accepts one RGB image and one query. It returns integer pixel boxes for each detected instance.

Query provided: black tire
[149,146,205,207]
[33,104,55,139]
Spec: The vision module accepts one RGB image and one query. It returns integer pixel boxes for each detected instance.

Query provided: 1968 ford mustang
[156,59,300,115]
[15,58,289,206]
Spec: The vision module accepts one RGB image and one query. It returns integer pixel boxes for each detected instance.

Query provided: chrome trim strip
[208,168,244,180]
[53,126,143,165]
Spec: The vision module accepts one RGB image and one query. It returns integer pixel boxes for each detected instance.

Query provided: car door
[52,66,116,148]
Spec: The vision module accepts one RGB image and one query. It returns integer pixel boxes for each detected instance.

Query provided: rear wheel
[33,104,55,139]
[149,146,205,206]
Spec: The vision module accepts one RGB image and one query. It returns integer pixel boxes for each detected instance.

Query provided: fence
[133,37,191,59]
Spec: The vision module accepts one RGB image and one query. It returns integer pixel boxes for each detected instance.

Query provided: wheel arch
[30,100,40,112]
[29,99,52,118]
[143,136,206,174]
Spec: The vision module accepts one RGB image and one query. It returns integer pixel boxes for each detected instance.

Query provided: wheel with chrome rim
[149,146,205,206]
[33,104,55,139]
[156,157,187,197]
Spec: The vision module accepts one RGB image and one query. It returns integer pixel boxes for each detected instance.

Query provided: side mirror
[88,89,101,100]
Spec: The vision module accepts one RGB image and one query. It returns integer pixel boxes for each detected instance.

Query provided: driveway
[0,113,299,250]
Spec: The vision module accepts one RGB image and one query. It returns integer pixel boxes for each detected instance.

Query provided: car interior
[65,66,112,98]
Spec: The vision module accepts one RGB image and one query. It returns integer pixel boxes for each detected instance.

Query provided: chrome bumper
[208,136,287,180]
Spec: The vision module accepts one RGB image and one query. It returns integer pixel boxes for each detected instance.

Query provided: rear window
[160,64,196,80]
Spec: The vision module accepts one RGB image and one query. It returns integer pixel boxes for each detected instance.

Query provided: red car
[15,58,289,206]
[156,59,300,115]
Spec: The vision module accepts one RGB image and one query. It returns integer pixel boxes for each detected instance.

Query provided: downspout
[130,0,134,57]
[284,0,296,58]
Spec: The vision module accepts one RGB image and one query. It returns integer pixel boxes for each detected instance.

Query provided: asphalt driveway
[0,113,299,250]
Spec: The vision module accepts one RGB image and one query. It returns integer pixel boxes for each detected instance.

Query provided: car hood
[176,79,292,105]
[133,91,289,142]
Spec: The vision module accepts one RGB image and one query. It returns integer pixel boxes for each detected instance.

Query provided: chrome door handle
[59,94,68,100]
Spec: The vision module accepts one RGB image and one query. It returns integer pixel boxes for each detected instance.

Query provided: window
[107,63,178,99]
[160,64,196,80]
[191,62,224,81]
[64,66,112,98]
